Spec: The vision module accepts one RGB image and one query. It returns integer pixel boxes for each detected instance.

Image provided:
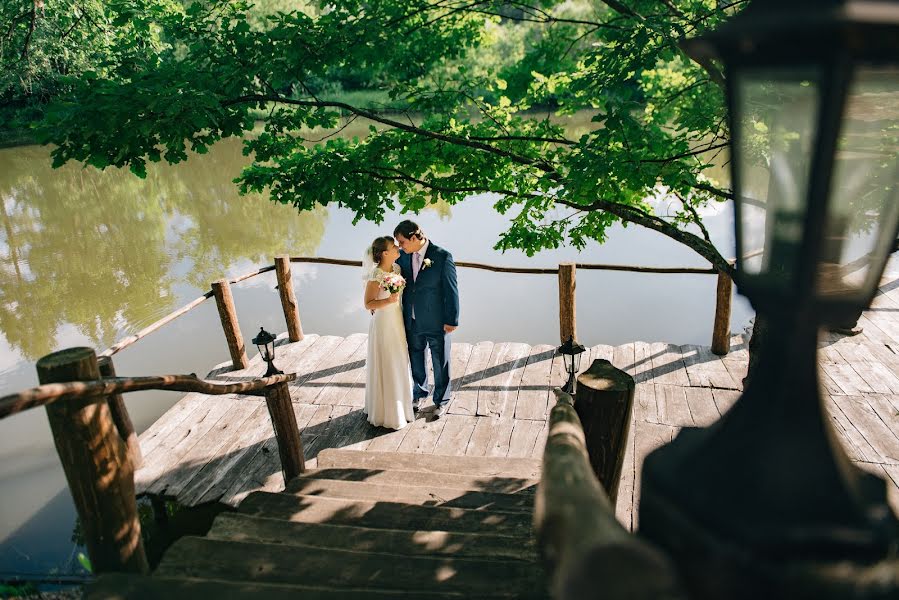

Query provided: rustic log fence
[95,255,734,366]
[0,347,299,575]
[536,388,687,599]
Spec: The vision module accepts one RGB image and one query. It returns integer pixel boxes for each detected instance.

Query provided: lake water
[0,120,752,579]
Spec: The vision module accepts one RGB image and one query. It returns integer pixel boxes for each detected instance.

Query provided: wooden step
[300,466,538,494]
[317,449,542,480]
[286,476,533,513]
[206,513,539,561]
[238,491,533,537]
[154,537,549,598]
[87,573,537,599]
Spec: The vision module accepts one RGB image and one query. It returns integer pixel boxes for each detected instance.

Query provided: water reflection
[0,139,327,359]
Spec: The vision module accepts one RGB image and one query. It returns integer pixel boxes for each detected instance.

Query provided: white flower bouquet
[378,271,406,294]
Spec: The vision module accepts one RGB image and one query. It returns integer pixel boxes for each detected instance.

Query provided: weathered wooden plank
[217,403,325,506]
[513,344,555,420]
[397,414,448,454]
[531,421,549,459]
[680,344,740,390]
[632,341,654,383]
[615,412,637,532]
[136,397,240,491]
[433,414,477,455]
[832,395,899,464]
[631,420,678,530]
[448,342,474,397]
[825,396,874,463]
[314,340,367,406]
[633,383,659,424]
[820,362,876,395]
[148,399,260,497]
[612,343,636,377]
[180,402,281,506]
[711,388,740,417]
[476,343,531,417]
[832,340,880,363]
[485,417,516,457]
[850,362,899,394]
[364,415,415,453]
[683,386,720,427]
[137,393,208,458]
[817,345,845,364]
[449,341,494,416]
[648,343,690,386]
[465,417,497,456]
[294,334,368,405]
[654,384,694,428]
[508,419,545,458]
[819,369,847,396]
[590,344,615,364]
[284,335,346,387]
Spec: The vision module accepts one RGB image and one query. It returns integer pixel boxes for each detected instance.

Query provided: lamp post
[639,1,899,597]
[558,336,586,395]
[252,327,283,377]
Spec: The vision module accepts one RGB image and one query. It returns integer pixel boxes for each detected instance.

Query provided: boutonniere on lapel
[421,258,433,271]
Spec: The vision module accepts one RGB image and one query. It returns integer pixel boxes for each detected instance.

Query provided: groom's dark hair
[394,220,423,241]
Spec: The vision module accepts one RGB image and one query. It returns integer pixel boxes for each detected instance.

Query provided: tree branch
[558,195,732,274]
[224,93,556,172]
[20,0,37,60]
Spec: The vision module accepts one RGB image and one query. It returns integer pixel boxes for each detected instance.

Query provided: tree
[36,1,752,347]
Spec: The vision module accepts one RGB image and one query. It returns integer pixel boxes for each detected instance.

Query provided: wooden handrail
[0,373,296,420]
[288,255,717,275]
[96,253,730,364]
[535,388,687,598]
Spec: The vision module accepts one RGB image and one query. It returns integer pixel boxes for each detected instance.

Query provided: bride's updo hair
[371,236,395,264]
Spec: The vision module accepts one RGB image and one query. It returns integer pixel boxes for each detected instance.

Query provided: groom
[394,220,459,419]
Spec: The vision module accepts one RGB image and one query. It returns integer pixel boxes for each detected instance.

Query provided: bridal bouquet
[378,271,406,294]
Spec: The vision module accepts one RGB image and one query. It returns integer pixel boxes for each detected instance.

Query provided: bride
[363,236,414,429]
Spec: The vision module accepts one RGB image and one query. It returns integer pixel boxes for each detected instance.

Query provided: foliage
[36,0,750,271]
[0,140,326,359]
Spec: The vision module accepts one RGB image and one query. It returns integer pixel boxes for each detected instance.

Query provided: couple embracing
[362,220,460,430]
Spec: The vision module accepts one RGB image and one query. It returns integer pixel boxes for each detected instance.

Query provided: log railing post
[575,359,635,506]
[711,271,733,356]
[97,356,142,469]
[36,348,148,574]
[558,262,577,343]
[265,380,304,483]
[211,279,249,370]
[536,388,687,599]
[275,255,304,342]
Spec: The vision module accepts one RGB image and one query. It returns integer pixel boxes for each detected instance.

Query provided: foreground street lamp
[640,1,899,598]
[252,327,283,377]
[558,336,586,395]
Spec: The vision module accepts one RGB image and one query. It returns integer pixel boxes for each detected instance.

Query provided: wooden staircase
[87,449,550,599]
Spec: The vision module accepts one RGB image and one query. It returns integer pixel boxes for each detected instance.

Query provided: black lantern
[557,336,586,394]
[252,327,282,377]
[639,2,899,598]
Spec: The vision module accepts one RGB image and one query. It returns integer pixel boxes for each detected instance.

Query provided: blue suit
[397,242,459,407]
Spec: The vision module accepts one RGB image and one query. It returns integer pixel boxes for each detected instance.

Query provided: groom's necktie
[413,251,421,282]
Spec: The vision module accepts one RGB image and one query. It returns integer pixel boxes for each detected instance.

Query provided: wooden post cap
[577,359,635,393]
[37,347,99,381]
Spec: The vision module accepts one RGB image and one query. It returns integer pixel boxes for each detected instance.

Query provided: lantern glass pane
[735,69,821,288]
[818,67,899,301]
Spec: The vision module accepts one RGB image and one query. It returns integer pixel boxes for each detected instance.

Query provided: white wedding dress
[364,264,414,429]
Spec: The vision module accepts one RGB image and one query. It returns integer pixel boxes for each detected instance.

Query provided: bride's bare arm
[364,280,399,311]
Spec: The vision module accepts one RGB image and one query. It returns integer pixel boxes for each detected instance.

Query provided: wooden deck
[135,270,899,531]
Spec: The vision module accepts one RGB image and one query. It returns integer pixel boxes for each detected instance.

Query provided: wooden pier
[135,275,899,529]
